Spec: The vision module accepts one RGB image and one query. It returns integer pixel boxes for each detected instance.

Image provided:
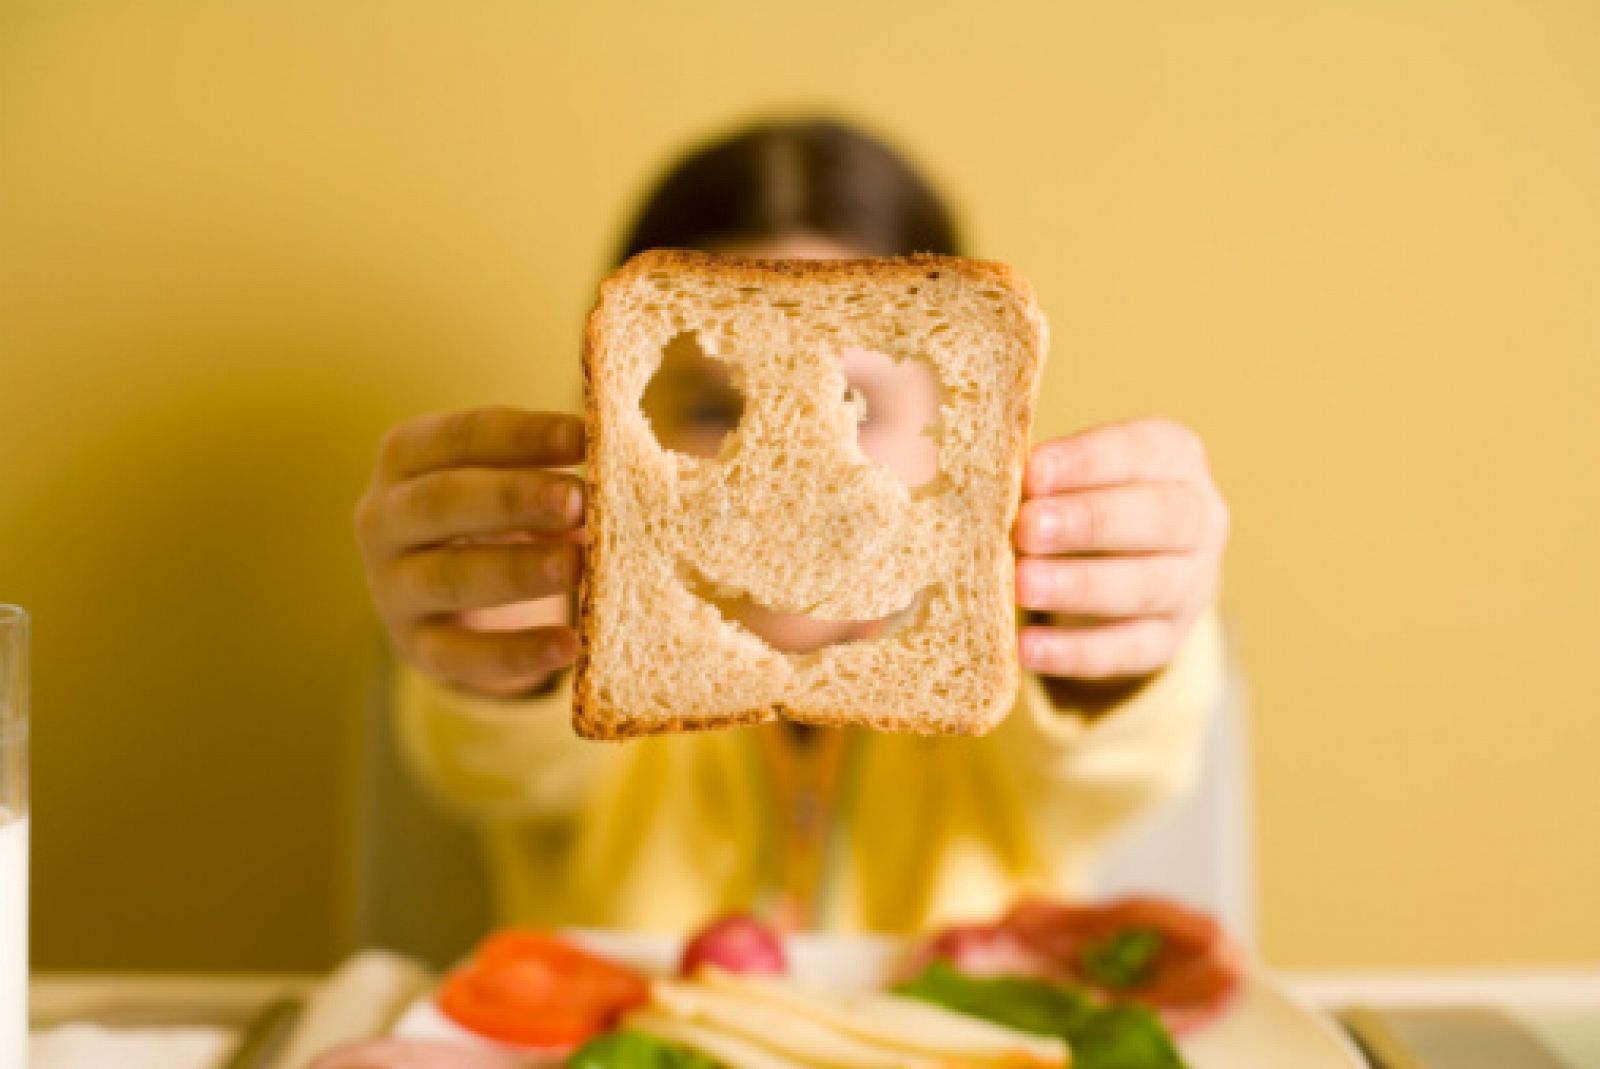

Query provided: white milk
[0,811,25,1067]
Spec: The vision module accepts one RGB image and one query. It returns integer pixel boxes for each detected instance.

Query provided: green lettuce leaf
[894,961,1186,1069]
[567,1029,721,1069]
[1079,927,1164,991]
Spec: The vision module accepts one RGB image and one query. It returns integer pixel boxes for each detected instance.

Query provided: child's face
[640,233,941,654]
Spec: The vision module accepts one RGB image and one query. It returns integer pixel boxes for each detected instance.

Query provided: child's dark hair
[616,118,961,264]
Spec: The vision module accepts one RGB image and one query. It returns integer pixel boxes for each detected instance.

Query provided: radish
[680,914,787,976]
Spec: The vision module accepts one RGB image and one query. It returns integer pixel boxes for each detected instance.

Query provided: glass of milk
[0,605,27,1066]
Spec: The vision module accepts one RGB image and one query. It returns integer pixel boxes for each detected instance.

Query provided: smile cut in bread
[575,249,1047,739]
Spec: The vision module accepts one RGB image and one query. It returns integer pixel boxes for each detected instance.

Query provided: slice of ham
[898,923,1063,985]
[912,896,1244,1036]
[305,1037,528,1069]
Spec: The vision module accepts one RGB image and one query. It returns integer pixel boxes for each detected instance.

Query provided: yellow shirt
[395,609,1224,934]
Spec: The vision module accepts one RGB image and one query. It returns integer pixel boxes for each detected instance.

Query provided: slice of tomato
[472,930,650,1007]
[438,930,649,1049]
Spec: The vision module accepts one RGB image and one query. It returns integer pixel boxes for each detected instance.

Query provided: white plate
[395,930,1364,1069]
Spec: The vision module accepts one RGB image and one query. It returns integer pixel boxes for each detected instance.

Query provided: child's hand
[355,407,587,697]
[1014,419,1229,681]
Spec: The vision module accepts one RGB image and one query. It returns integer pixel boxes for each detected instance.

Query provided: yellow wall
[2,1,1596,970]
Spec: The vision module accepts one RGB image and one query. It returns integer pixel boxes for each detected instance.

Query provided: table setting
[25,932,1600,1067]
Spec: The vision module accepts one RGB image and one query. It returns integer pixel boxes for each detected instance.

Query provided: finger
[1016,555,1193,617]
[1019,618,1180,679]
[1015,483,1207,554]
[1025,418,1204,496]
[377,468,585,551]
[379,407,585,482]
[411,622,578,696]
[391,542,580,615]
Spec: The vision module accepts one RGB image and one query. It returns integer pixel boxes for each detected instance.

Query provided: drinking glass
[0,606,28,1064]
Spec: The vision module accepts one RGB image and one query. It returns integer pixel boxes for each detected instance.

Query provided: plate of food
[307,896,1362,1069]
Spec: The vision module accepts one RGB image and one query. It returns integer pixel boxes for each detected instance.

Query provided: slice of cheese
[651,981,932,1069]
[696,969,1068,1068]
[625,1010,814,1069]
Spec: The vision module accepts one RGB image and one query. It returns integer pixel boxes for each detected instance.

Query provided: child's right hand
[354,407,587,697]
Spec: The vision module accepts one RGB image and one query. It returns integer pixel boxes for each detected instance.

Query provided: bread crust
[574,249,1044,740]
[595,247,1037,307]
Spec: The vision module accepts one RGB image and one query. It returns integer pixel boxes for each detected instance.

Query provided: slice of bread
[575,249,1047,739]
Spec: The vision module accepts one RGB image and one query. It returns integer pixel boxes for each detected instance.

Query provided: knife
[1339,1006,1572,1068]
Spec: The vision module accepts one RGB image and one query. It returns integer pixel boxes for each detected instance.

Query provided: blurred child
[354,118,1230,932]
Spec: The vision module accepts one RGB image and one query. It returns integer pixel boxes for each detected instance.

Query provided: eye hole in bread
[639,330,745,461]
[836,345,943,495]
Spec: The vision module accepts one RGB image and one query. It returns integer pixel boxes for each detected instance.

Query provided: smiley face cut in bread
[575,250,1047,739]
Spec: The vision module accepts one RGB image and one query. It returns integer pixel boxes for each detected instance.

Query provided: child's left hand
[1013,418,1229,680]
